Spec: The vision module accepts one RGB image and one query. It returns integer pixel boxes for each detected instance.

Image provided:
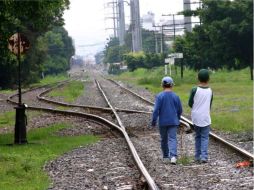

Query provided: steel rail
[7,80,70,105]
[37,80,153,114]
[95,79,160,190]
[106,78,254,160]
[180,117,254,160]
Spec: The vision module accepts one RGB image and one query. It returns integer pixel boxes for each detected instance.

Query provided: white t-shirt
[190,86,213,127]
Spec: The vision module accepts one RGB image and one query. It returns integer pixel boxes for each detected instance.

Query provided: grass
[0,74,68,94]
[0,89,15,95]
[114,67,253,133]
[0,111,15,128]
[177,156,193,165]
[30,74,68,88]
[0,123,99,190]
[48,81,84,103]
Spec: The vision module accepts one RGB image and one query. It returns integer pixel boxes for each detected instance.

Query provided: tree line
[102,0,253,79]
[175,0,253,79]
[0,0,74,89]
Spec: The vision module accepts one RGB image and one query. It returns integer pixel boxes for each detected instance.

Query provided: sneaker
[170,157,177,165]
[163,158,170,163]
[201,160,208,164]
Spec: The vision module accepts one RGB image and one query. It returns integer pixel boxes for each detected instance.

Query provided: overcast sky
[63,0,189,56]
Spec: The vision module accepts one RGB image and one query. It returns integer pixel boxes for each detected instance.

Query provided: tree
[36,27,74,76]
[0,0,71,88]
[103,37,129,64]
[175,0,253,79]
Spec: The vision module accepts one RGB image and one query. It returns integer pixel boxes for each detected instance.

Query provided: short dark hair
[162,83,172,88]
[198,69,210,82]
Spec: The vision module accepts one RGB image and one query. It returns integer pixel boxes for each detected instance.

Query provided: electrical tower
[104,0,126,45]
[104,1,118,38]
[130,0,142,52]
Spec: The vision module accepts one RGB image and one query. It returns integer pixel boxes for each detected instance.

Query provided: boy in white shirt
[188,69,213,163]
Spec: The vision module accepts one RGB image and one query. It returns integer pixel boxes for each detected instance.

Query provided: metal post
[160,26,164,53]
[154,31,158,53]
[14,32,27,144]
[173,14,175,40]
[181,60,183,79]
[18,33,21,106]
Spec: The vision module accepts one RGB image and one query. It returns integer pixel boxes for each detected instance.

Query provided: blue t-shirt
[152,91,182,127]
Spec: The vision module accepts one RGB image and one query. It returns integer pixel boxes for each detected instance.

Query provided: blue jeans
[159,125,178,158]
[194,125,210,161]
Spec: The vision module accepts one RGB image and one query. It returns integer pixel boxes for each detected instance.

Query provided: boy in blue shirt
[188,69,213,163]
[151,76,182,164]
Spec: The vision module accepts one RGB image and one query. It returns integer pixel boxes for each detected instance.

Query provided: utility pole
[118,0,125,45]
[183,0,192,32]
[154,30,158,53]
[153,24,164,53]
[160,25,164,53]
[130,0,142,52]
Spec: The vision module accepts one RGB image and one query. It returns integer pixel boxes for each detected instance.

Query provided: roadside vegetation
[48,80,84,103]
[31,74,68,88]
[0,123,99,190]
[114,67,253,133]
[0,111,15,128]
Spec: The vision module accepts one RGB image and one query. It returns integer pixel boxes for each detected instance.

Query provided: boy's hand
[148,123,156,129]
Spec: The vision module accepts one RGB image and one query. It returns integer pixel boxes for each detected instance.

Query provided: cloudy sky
[63,0,194,56]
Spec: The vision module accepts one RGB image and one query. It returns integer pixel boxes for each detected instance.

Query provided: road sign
[168,53,183,59]
[174,53,183,58]
[165,58,174,65]
[8,33,30,55]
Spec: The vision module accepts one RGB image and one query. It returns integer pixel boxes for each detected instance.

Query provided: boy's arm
[188,87,197,108]
[210,91,213,109]
[151,95,160,127]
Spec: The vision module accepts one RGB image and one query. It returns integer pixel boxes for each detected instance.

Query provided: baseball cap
[198,69,210,82]
[162,76,174,86]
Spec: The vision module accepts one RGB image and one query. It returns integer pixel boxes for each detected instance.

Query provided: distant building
[141,11,155,31]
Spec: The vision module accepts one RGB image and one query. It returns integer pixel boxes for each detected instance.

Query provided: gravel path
[0,93,14,113]
[46,138,143,190]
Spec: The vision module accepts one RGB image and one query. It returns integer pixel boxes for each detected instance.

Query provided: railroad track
[6,74,254,189]
[7,78,160,189]
[107,78,254,161]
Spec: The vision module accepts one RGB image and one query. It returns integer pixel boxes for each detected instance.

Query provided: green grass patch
[0,89,15,95]
[177,156,193,165]
[0,74,68,94]
[56,106,69,111]
[0,111,15,128]
[31,74,68,88]
[0,123,99,190]
[115,67,253,133]
[48,81,84,103]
